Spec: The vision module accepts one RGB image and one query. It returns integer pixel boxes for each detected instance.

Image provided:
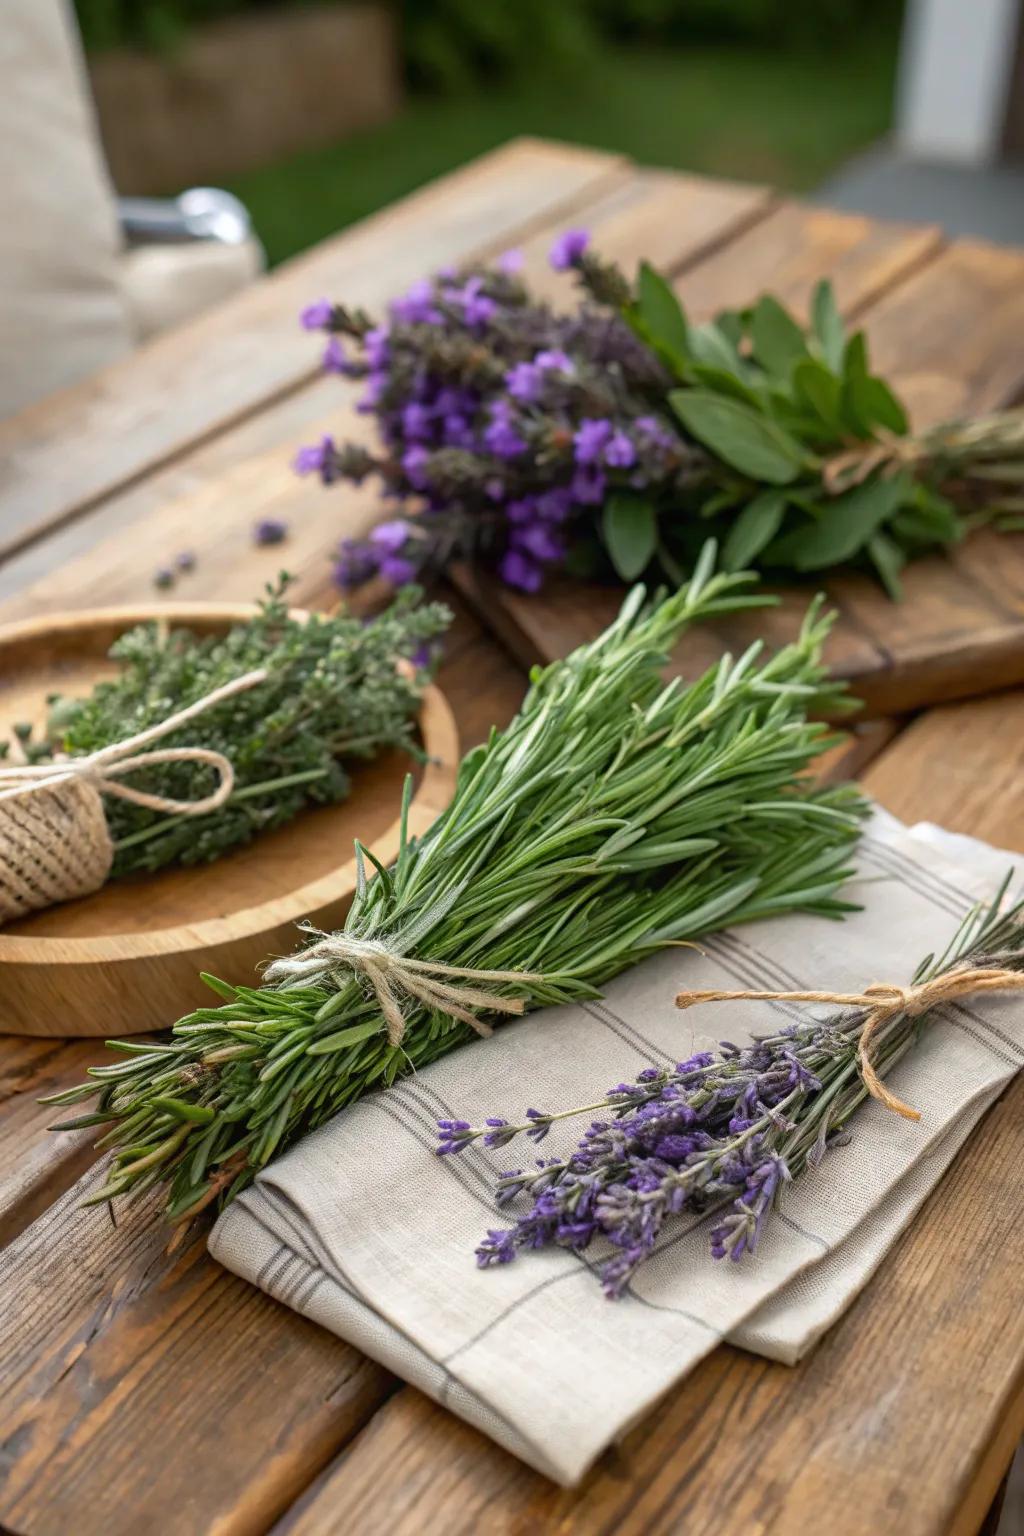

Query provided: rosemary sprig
[48,545,867,1220]
[7,580,449,878]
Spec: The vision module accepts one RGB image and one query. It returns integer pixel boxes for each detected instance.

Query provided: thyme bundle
[49,547,867,1219]
[441,875,1024,1295]
[297,232,1024,599]
[8,582,449,879]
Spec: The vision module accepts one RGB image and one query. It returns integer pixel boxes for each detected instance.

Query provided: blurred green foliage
[75,0,902,77]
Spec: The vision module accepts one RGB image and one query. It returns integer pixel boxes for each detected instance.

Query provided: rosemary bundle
[441,874,1024,1295]
[8,582,449,879]
[50,546,867,1219]
[298,233,1024,599]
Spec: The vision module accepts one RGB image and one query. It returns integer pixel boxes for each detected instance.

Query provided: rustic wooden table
[2,139,1024,1536]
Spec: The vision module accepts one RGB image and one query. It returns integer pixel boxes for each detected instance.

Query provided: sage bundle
[441,874,1024,1295]
[49,547,866,1219]
[297,232,1024,599]
[1,584,448,914]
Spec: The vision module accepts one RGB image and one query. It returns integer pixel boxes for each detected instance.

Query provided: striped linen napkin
[210,808,1022,1485]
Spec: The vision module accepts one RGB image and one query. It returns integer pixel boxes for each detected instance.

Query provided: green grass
[225,40,899,267]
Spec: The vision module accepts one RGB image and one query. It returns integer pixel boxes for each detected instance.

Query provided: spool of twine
[0,668,267,923]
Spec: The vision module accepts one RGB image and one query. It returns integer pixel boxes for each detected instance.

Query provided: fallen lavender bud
[253,517,288,547]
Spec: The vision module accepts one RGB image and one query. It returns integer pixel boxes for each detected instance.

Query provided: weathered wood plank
[0,1037,105,1248]
[0,138,625,564]
[677,198,943,321]
[269,691,1024,1536]
[0,1167,394,1536]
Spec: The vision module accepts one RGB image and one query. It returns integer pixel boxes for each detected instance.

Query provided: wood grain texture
[268,691,1024,1536]
[0,1165,396,1536]
[0,138,624,563]
[0,1037,106,1247]
[676,199,943,321]
[0,605,459,1036]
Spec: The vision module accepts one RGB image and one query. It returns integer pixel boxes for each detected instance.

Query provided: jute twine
[821,431,927,495]
[676,968,1024,1121]
[0,668,267,922]
[265,925,545,1048]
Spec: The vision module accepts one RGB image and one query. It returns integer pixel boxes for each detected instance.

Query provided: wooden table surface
[1,139,1023,1536]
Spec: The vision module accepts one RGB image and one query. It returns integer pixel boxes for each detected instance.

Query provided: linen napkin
[210,809,1024,1485]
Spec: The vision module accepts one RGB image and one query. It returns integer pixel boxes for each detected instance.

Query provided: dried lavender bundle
[295,232,1024,599]
[48,547,864,1219]
[441,874,1024,1296]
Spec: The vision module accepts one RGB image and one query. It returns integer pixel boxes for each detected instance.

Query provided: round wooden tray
[0,603,459,1037]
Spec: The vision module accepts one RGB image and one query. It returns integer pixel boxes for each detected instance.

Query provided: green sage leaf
[603,493,658,580]
[669,389,805,484]
[722,490,788,571]
[811,279,845,372]
[780,472,910,570]
[636,261,689,370]
[750,295,807,377]
[792,358,844,433]
[866,531,906,600]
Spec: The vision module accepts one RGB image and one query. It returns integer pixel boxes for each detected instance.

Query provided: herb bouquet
[2,584,448,894]
[441,873,1024,1295]
[296,233,1024,600]
[50,548,866,1220]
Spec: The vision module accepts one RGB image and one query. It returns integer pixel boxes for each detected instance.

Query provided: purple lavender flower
[513,522,564,563]
[333,538,379,590]
[549,228,591,271]
[153,566,175,590]
[253,517,288,547]
[500,548,543,592]
[293,434,335,476]
[506,361,542,403]
[497,249,524,275]
[571,466,607,505]
[402,445,430,490]
[380,554,418,587]
[534,348,573,375]
[484,401,527,460]
[459,276,497,329]
[370,519,412,553]
[604,430,636,469]
[321,336,346,374]
[391,278,443,326]
[573,418,613,465]
[175,550,196,572]
[301,298,333,330]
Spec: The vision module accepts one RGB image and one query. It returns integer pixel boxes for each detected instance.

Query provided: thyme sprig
[8,580,449,878]
[48,545,867,1219]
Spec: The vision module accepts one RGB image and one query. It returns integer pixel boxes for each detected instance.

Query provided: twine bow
[0,668,268,816]
[676,967,1024,1121]
[265,927,546,1048]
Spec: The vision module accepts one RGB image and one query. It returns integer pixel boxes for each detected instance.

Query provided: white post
[897,0,1020,163]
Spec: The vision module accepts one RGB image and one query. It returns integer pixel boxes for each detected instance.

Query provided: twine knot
[676,965,1024,1121]
[265,925,546,1048]
[821,431,928,495]
[0,667,268,816]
